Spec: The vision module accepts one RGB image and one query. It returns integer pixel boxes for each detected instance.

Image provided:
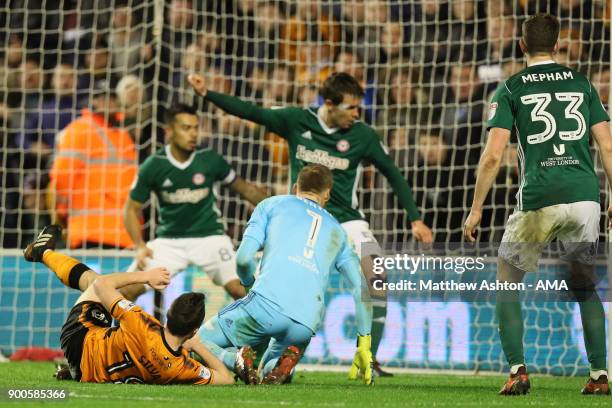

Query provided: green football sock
[496,290,525,367]
[575,291,607,370]
[371,303,387,359]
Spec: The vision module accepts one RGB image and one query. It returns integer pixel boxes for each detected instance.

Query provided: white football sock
[590,370,608,381]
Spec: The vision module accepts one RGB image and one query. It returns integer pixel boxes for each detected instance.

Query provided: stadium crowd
[0,0,610,248]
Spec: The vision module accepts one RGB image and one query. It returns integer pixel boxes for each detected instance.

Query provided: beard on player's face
[331,109,356,129]
[172,136,196,154]
[167,129,198,158]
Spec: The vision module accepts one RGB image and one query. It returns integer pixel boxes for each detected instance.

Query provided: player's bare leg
[496,257,530,395]
[361,255,392,377]
[569,262,609,395]
[224,279,247,300]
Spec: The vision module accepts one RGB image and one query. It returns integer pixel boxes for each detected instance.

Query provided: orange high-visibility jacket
[51,109,137,248]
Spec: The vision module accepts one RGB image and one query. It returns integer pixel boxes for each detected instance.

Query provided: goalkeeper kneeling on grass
[198,164,374,385]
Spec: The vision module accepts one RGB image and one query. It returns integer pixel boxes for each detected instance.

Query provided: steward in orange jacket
[50,84,137,249]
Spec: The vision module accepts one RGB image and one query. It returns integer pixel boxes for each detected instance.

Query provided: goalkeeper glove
[240,278,254,294]
[348,334,373,385]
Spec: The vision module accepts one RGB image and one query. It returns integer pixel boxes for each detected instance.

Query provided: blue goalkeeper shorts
[199,291,313,351]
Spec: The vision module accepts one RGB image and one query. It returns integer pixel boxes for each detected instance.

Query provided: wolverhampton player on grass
[24,225,234,385]
[188,71,432,376]
[464,13,611,395]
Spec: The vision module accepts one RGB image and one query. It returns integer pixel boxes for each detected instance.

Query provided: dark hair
[319,72,364,105]
[164,103,198,124]
[297,164,333,195]
[166,292,205,337]
[522,14,560,55]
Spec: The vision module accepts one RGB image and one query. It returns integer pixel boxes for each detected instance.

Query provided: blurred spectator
[49,79,137,249]
[251,1,285,61]
[282,1,340,82]
[486,0,511,18]
[501,59,524,79]
[487,15,517,62]
[590,65,610,107]
[19,60,81,228]
[480,15,519,83]
[169,42,209,111]
[376,67,421,129]
[408,1,450,72]
[107,3,154,79]
[4,34,25,69]
[448,0,487,63]
[159,0,198,103]
[0,97,20,247]
[558,0,595,28]
[242,63,267,102]
[116,74,152,145]
[413,127,466,243]
[556,26,586,71]
[381,20,408,66]
[442,63,486,169]
[19,61,82,154]
[198,26,222,58]
[8,1,64,69]
[340,0,391,64]
[9,56,44,134]
[370,126,416,243]
[263,63,296,106]
[76,36,117,93]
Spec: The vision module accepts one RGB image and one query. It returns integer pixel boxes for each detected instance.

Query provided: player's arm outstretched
[366,135,433,244]
[464,127,511,242]
[229,177,267,206]
[92,267,170,311]
[188,73,292,137]
[337,241,374,385]
[590,121,612,227]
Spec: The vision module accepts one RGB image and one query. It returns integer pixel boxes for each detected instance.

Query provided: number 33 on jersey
[487,61,610,211]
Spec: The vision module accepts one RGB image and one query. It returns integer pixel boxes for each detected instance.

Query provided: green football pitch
[0,362,609,407]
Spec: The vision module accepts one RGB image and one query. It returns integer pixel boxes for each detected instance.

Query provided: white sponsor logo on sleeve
[488,102,498,121]
[198,367,211,380]
[117,299,136,311]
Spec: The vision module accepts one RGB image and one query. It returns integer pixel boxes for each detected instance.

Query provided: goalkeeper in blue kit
[198,164,374,385]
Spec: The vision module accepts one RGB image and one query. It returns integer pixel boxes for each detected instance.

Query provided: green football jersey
[130,145,236,238]
[204,91,421,223]
[488,61,609,210]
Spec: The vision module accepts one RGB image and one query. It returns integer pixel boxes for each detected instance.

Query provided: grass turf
[0,362,609,407]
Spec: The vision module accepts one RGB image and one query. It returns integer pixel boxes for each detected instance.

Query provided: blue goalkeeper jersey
[243,195,360,332]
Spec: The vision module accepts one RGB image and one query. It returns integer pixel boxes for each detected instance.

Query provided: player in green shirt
[123,103,266,310]
[188,71,433,376]
[464,14,612,395]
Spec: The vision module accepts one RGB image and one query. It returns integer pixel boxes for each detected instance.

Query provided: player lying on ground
[464,14,610,396]
[188,71,430,376]
[123,103,267,303]
[198,164,374,385]
[24,225,234,385]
